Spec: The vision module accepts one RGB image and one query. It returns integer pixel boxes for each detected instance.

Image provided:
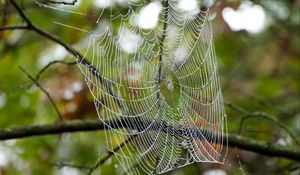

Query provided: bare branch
[248,95,297,117]
[6,0,94,77]
[53,162,91,170]
[0,120,299,161]
[19,60,77,89]
[0,25,29,31]
[35,60,77,82]
[88,135,136,175]
[226,103,300,146]
[46,0,78,5]
[19,66,63,121]
[3,1,89,85]
[6,0,124,111]
[52,135,137,174]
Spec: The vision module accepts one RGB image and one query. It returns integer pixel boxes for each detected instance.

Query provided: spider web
[35,0,228,174]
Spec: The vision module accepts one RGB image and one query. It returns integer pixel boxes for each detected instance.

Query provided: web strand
[36,0,228,174]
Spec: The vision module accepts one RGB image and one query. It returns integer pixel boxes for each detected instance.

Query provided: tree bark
[0,120,299,161]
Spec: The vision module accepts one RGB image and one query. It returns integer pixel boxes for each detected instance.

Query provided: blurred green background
[0,0,299,174]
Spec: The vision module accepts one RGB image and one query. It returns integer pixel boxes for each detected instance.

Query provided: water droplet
[166,77,174,91]
[167,82,173,91]
[181,141,188,149]
[132,129,138,134]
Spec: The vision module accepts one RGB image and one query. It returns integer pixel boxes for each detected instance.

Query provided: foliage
[0,0,299,174]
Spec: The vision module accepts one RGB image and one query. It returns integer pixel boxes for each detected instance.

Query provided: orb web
[35,0,228,174]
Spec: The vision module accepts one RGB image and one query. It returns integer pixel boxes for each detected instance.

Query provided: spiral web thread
[36,0,228,174]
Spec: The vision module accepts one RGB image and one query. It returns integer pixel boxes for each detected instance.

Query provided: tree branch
[0,25,28,31]
[24,60,77,89]
[226,103,300,145]
[88,135,136,175]
[46,0,78,5]
[52,135,137,174]
[6,0,124,112]
[53,162,91,170]
[8,0,84,62]
[0,120,299,161]
[34,60,77,82]
[4,0,93,76]
[3,0,299,165]
[19,66,63,121]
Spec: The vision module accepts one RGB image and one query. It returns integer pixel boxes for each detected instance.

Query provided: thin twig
[226,103,300,146]
[248,95,297,117]
[156,0,169,101]
[0,25,29,31]
[22,60,77,89]
[240,112,300,146]
[53,162,91,170]
[157,0,168,84]
[6,0,124,112]
[19,66,63,121]
[21,60,77,89]
[35,60,77,81]
[5,0,93,78]
[46,0,78,5]
[88,135,136,175]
